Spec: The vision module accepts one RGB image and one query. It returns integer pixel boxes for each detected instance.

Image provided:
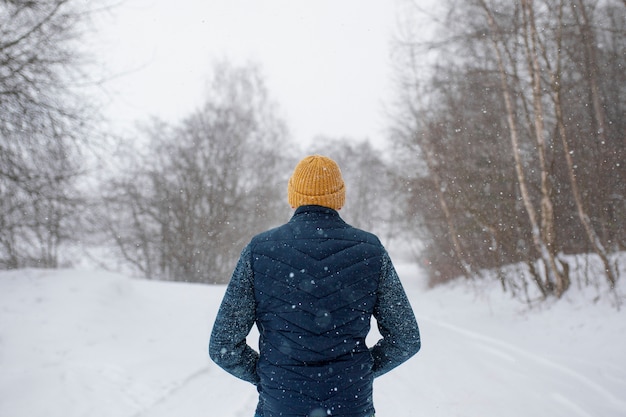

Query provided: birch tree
[540,0,618,289]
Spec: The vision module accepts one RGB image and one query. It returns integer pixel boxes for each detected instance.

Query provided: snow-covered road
[0,264,624,417]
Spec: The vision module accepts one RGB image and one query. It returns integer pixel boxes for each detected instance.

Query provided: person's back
[252,205,384,417]
[210,155,420,417]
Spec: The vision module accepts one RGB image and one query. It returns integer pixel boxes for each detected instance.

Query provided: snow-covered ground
[1,257,625,417]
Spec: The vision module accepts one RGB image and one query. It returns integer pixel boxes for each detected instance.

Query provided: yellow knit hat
[288,155,345,210]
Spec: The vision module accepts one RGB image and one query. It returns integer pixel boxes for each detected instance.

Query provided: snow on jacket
[209,205,421,417]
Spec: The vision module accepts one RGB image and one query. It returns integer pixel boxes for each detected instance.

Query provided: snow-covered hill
[1,259,624,417]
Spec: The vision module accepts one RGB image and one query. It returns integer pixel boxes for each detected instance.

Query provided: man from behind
[210,154,421,417]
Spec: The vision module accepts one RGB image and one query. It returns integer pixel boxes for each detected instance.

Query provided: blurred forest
[0,0,624,303]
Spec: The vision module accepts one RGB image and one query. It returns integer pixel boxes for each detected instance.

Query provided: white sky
[93,0,403,147]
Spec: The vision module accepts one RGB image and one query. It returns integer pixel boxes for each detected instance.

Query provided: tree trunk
[574,0,609,145]
[521,0,569,296]
[546,0,618,289]
[479,0,567,297]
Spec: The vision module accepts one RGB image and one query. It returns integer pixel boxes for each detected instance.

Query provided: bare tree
[101,62,293,283]
[519,0,570,295]
[538,0,619,289]
[0,0,102,268]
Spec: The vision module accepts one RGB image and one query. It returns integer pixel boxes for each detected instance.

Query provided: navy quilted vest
[250,205,382,417]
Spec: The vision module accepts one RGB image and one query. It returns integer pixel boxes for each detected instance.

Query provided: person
[209,155,420,417]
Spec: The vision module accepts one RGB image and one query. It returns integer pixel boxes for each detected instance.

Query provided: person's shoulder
[249,222,292,245]
[342,223,384,248]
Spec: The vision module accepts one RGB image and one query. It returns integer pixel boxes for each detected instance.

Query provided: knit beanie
[287,155,346,210]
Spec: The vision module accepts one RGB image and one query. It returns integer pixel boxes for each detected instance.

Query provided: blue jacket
[210,205,420,417]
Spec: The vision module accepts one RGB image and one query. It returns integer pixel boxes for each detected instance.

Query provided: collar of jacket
[290,205,342,222]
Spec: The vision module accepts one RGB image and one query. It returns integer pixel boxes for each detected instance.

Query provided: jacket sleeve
[370,250,421,378]
[209,245,260,385]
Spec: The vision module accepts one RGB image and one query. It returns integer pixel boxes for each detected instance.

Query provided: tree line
[390,0,625,299]
[0,0,623,301]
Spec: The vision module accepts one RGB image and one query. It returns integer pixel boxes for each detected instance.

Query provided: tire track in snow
[551,393,595,417]
[128,363,258,417]
[129,366,211,417]
[420,315,626,410]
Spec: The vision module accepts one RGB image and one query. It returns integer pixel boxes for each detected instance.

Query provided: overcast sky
[92,0,404,148]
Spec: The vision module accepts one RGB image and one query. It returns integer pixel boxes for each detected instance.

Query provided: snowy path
[395,315,625,417]
[1,267,624,417]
